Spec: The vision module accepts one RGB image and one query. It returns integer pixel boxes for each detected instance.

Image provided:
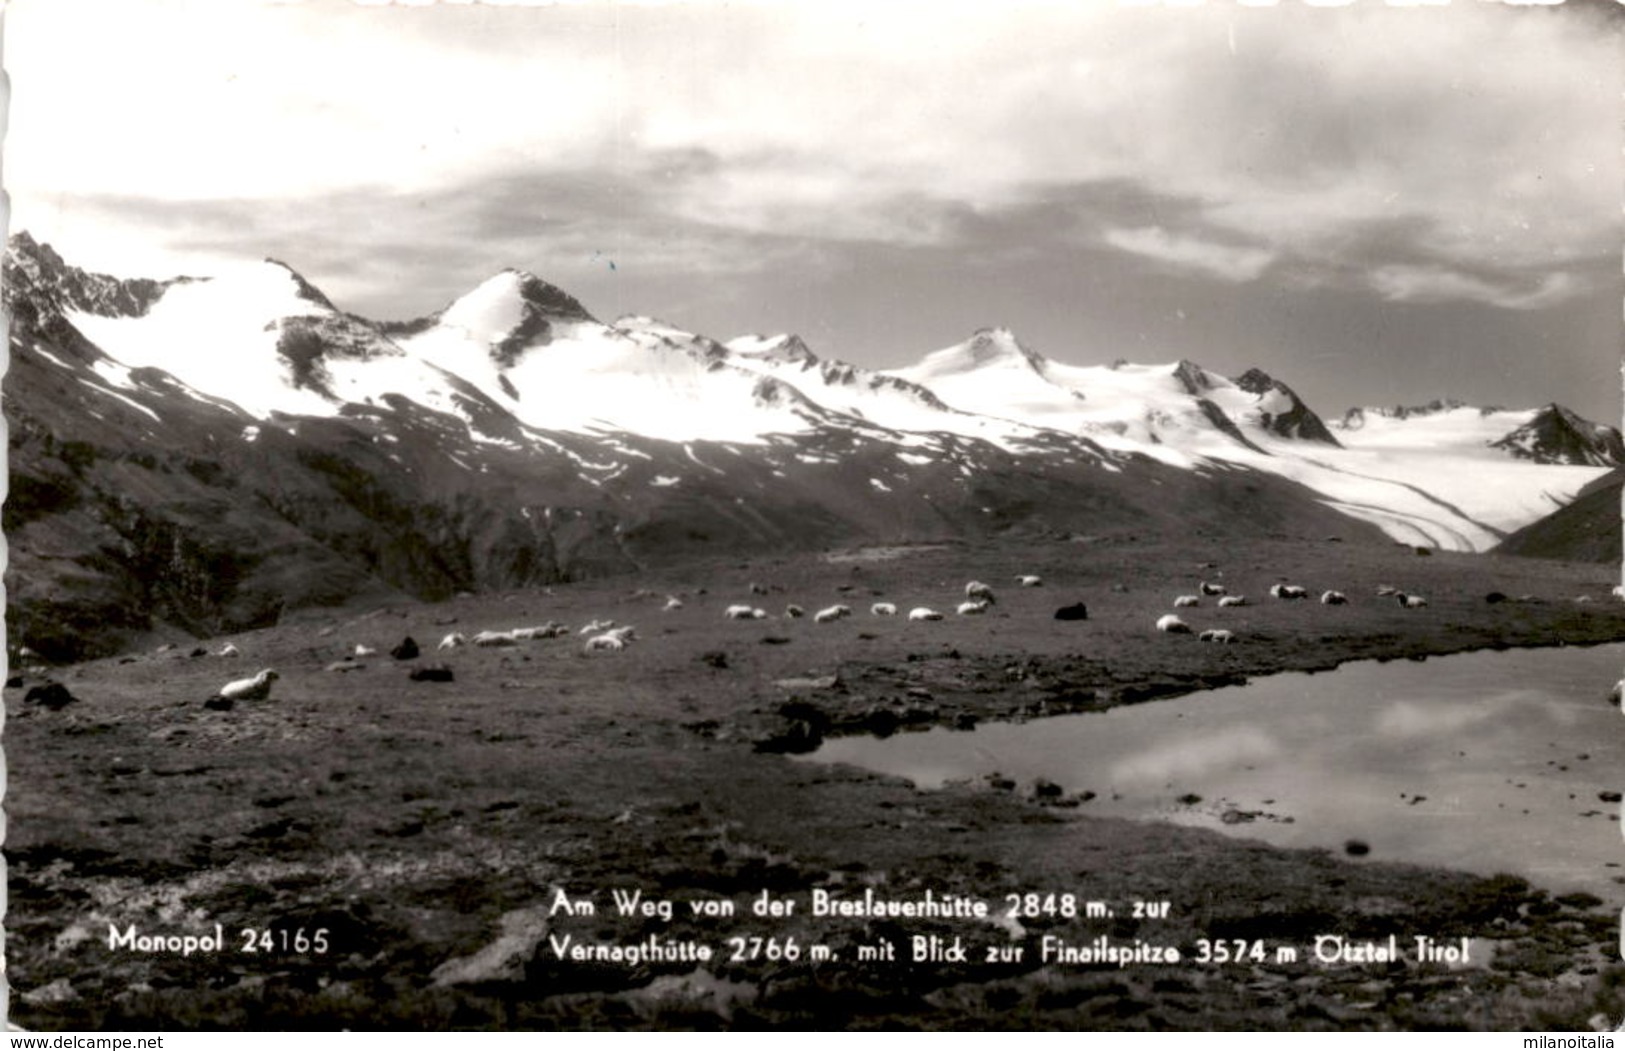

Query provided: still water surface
[809,642,1625,897]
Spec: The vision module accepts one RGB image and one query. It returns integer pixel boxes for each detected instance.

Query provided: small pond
[808,642,1625,897]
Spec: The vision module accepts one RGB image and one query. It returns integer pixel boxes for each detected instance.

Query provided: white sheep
[814,604,852,623]
[956,600,989,616]
[1320,590,1348,605]
[472,630,519,647]
[1396,592,1428,609]
[965,581,997,605]
[1200,582,1227,596]
[578,619,615,635]
[1613,585,1625,601]
[1173,595,1200,608]
[1217,595,1246,608]
[663,596,684,612]
[908,607,945,622]
[437,632,467,651]
[583,634,626,653]
[1269,584,1308,600]
[785,604,805,619]
[1198,628,1236,644]
[1016,575,1043,588]
[218,669,279,702]
[217,643,240,658]
[354,644,378,657]
[1156,614,1193,634]
[605,625,638,643]
[725,604,758,620]
[871,602,898,616]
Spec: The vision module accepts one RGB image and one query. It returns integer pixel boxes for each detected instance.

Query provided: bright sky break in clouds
[6,0,1622,423]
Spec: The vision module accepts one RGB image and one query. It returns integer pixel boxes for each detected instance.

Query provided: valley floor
[7,535,1625,1031]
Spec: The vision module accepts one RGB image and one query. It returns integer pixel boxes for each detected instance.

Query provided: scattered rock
[325,659,366,673]
[1028,778,1063,800]
[1345,839,1371,857]
[1053,602,1089,621]
[24,682,78,710]
[700,651,729,669]
[390,637,420,660]
[773,674,843,692]
[410,665,455,683]
[20,978,77,1006]
[1485,592,1507,604]
[1599,791,1622,804]
[204,695,235,711]
[432,905,552,987]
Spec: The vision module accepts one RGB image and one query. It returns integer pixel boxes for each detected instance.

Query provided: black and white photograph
[4,0,1624,1032]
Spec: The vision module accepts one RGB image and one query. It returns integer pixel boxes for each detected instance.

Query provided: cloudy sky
[8,0,1622,422]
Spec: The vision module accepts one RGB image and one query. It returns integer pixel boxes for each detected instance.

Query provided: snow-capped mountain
[5,234,1617,659]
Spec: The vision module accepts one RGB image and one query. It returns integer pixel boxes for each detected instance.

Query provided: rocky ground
[7,534,1625,1031]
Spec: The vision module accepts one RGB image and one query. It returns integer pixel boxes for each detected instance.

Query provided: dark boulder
[24,682,77,710]
[1053,602,1089,621]
[1485,591,1508,604]
[390,637,420,661]
[409,665,454,683]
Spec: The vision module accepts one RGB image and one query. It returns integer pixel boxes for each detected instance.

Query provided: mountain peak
[262,257,337,311]
[726,333,819,367]
[909,327,1049,381]
[1492,403,1624,466]
[1233,367,1339,446]
[1172,359,1216,396]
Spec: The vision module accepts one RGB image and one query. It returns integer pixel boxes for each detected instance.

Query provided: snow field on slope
[67,263,340,419]
[401,320,816,443]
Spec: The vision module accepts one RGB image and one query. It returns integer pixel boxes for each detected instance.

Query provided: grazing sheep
[1198,628,1236,644]
[663,596,684,612]
[1396,592,1428,609]
[1217,596,1246,608]
[871,602,898,616]
[1173,595,1200,608]
[218,669,279,702]
[1320,590,1348,606]
[217,643,241,658]
[605,625,638,643]
[1016,575,1043,587]
[578,619,615,635]
[1613,585,1625,601]
[1199,582,1227,596]
[583,634,626,653]
[956,600,989,616]
[725,604,758,620]
[814,604,853,623]
[1155,614,1193,634]
[1269,584,1308,600]
[1053,602,1088,621]
[354,644,378,657]
[964,581,997,605]
[908,607,945,622]
[785,604,805,619]
[472,630,519,648]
